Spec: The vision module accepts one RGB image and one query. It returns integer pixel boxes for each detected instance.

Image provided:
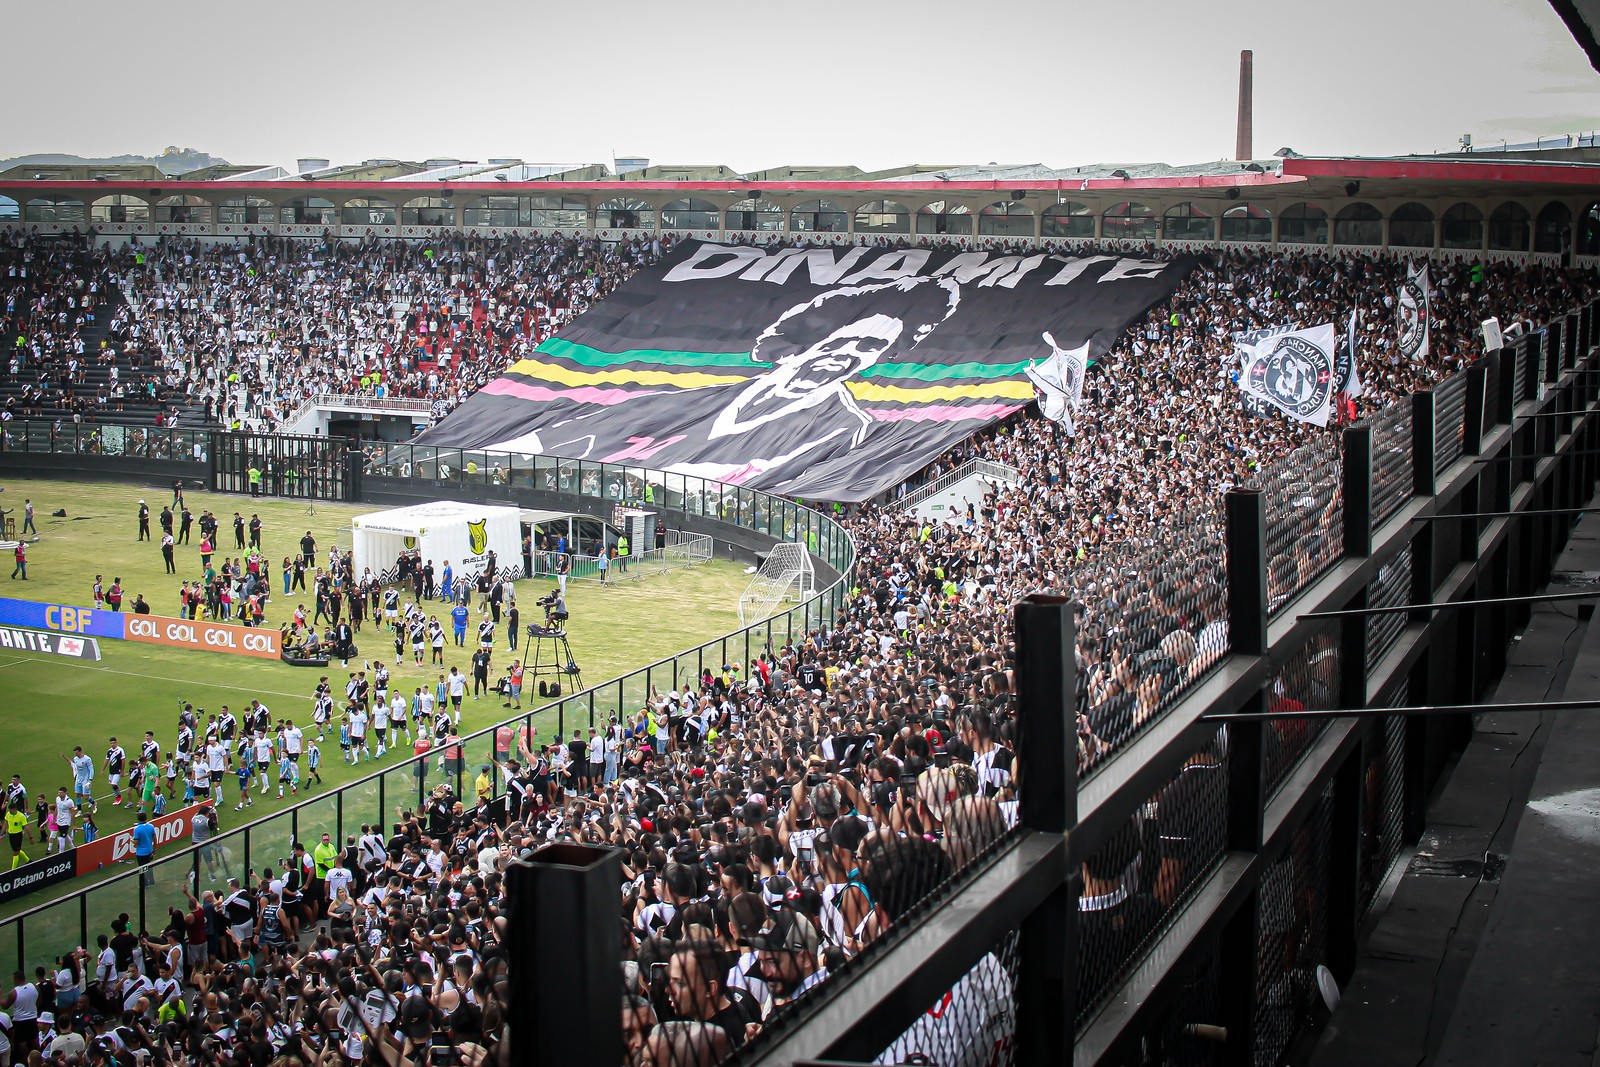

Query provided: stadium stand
[0,218,1592,1067]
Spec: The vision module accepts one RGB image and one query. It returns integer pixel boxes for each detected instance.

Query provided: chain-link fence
[1257,433,1345,614]
[1434,372,1469,474]
[1073,503,1229,774]
[1077,730,1231,1027]
[1265,622,1340,796]
[1370,403,1415,526]
[1254,785,1335,1067]
[1366,548,1413,673]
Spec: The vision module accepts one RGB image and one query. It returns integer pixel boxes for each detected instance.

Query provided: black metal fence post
[1412,390,1437,498]
[1464,359,1487,457]
[1014,595,1077,1066]
[506,844,624,1067]
[1342,425,1373,560]
[1218,489,1267,1064]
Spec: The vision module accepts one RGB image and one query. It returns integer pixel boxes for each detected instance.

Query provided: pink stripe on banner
[482,378,647,406]
[864,403,1023,423]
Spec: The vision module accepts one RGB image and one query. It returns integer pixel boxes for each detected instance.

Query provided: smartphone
[429,1033,459,1066]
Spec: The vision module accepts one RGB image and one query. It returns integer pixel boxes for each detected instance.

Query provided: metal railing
[893,458,1021,512]
[0,447,855,969]
[718,298,1600,1066]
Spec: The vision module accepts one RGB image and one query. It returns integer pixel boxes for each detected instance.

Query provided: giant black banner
[421,241,1198,501]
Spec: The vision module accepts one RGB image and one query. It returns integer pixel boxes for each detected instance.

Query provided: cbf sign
[0,597,125,637]
[125,616,280,659]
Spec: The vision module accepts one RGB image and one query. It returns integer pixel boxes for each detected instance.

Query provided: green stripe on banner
[541,338,1036,381]
[860,359,1034,381]
[537,337,760,369]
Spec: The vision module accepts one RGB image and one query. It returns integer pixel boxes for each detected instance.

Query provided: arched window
[915,201,971,236]
[1580,201,1600,257]
[1388,202,1434,248]
[1041,201,1094,238]
[1162,202,1214,240]
[596,198,655,229]
[155,195,212,225]
[1535,201,1572,254]
[661,199,719,230]
[527,197,588,228]
[1102,201,1156,240]
[280,197,336,226]
[726,198,783,232]
[1333,203,1382,246]
[855,200,910,234]
[91,195,151,225]
[1279,203,1328,244]
[403,197,454,226]
[1220,203,1271,242]
[340,198,396,226]
[791,199,848,233]
[1440,203,1484,250]
[0,196,16,222]
[217,197,273,225]
[1487,203,1531,251]
[978,200,1035,237]
[25,197,85,225]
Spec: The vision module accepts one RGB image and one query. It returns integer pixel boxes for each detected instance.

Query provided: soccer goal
[738,541,815,625]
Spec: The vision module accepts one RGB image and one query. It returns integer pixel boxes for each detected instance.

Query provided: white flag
[1241,323,1338,426]
[1339,313,1364,399]
[1027,332,1089,434]
[1398,261,1431,361]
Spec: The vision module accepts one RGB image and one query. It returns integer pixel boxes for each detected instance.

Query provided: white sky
[6,0,1599,172]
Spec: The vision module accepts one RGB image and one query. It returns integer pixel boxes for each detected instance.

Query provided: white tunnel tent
[352,502,524,585]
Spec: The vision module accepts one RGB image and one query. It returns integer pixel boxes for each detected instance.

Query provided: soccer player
[62,748,94,807]
[105,738,127,807]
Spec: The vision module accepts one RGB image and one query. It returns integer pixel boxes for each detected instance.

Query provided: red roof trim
[0,174,1300,197]
[1283,156,1600,186]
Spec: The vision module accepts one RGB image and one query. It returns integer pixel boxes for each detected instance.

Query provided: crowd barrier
[0,597,280,658]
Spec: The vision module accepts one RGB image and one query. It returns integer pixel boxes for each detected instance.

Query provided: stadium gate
[209,431,360,502]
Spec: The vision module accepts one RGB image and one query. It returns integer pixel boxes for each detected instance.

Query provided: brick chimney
[1236,50,1254,161]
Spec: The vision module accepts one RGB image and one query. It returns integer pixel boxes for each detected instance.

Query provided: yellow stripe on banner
[504,360,749,389]
[845,380,1036,403]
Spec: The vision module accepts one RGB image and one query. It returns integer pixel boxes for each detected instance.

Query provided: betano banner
[76,801,210,876]
[419,241,1197,501]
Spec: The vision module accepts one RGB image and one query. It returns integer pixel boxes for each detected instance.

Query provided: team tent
[351,501,523,585]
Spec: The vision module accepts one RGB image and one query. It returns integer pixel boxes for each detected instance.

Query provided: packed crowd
[0,230,186,427]
[119,233,667,432]
[1,229,669,435]
[0,237,1592,1067]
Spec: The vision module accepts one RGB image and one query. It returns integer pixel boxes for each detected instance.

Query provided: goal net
[738,542,815,625]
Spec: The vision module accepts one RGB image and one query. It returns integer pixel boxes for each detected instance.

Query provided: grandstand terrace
[0,147,1599,1067]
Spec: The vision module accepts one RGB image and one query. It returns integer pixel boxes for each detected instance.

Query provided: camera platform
[526,626,583,696]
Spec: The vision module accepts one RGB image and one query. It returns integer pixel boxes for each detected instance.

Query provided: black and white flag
[1398,261,1431,361]
[1026,331,1089,434]
[1338,312,1364,399]
[1234,323,1293,419]
[1241,323,1338,427]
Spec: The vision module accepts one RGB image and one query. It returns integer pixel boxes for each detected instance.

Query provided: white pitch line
[0,650,314,700]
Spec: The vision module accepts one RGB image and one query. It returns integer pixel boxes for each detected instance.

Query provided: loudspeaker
[1344,181,1361,197]
[1226,187,1241,200]
[1011,190,1026,201]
